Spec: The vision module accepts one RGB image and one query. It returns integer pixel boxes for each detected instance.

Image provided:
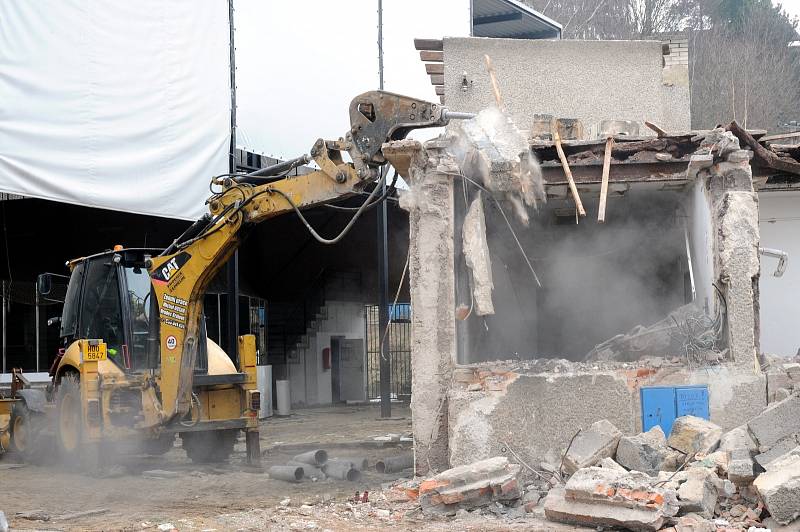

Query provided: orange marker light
[113,244,124,251]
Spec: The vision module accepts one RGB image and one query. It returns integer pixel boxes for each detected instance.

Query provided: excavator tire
[56,373,104,474]
[142,433,176,455]
[181,429,238,463]
[10,400,52,464]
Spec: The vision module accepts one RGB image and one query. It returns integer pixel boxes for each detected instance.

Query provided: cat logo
[151,252,191,285]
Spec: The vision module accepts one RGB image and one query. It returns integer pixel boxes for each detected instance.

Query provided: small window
[60,262,85,338]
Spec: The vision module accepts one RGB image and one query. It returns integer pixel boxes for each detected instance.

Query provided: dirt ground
[0,404,577,531]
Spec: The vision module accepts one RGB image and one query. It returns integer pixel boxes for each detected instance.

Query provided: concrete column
[709,149,761,370]
[397,138,457,475]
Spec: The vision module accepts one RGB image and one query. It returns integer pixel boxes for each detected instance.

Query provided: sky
[233,0,800,159]
[234,0,470,160]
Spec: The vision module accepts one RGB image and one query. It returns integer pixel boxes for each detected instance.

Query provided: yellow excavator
[0,91,470,470]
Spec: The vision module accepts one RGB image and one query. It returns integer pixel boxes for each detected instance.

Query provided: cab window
[79,258,124,359]
[60,262,85,338]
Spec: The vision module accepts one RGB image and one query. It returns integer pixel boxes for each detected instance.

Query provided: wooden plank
[435,86,444,96]
[483,54,504,111]
[425,63,444,75]
[644,121,667,138]
[420,50,444,62]
[429,74,444,86]
[553,130,587,217]
[728,121,800,176]
[598,137,614,223]
[759,131,800,143]
[414,38,443,51]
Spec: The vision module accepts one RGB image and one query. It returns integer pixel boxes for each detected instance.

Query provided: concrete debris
[599,457,629,472]
[585,303,711,362]
[418,456,521,515]
[689,450,729,477]
[747,394,800,451]
[0,511,7,532]
[142,469,180,479]
[670,514,716,532]
[675,468,719,518]
[544,467,679,531]
[562,419,623,474]
[727,448,757,486]
[752,453,800,525]
[754,439,800,469]
[719,425,759,453]
[668,416,723,455]
[461,194,494,315]
[616,425,685,476]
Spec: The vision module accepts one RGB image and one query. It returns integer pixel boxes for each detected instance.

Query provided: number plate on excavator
[83,343,107,361]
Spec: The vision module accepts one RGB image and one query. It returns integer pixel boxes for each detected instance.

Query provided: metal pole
[35,285,40,372]
[226,0,240,366]
[377,0,391,418]
[2,280,6,374]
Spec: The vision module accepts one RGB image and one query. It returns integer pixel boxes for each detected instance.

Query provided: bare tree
[522,0,800,130]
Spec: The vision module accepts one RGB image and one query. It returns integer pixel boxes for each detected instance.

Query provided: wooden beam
[429,74,444,86]
[435,86,444,96]
[425,63,444,75]
[644,121,667,138]
[728,121,800,176]
[598,137,614,223]
[553,130,587,217]
[759,131,800,143]
[414,38,443,51]
[483,54,504,111]
[420,50,443,62]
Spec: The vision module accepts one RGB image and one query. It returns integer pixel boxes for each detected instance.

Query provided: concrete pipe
[268,465,303,483]
[376,453,414,474]
[323,460,361,481]
[287,460,326,480]
[348,457,369,471]
[292,449,328,466]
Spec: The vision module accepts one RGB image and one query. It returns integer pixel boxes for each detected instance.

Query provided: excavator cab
[42,248,163,374]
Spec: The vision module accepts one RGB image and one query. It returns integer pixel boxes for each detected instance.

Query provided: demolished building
[388,36,800,477]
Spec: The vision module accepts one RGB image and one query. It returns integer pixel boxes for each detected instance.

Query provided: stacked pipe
[267,449,367,483]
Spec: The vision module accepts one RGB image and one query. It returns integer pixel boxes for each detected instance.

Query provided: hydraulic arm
[147,91,472,423]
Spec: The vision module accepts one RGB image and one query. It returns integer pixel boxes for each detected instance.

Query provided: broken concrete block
[674,514,716,532]
[752,453,800,525]
[689,450,728,477]
[616,425,684,476]
[728,448,757,486]
[544,467,679,531]
[418,456,521,515]
[461,194,494,316]
[719,425,758,453]
[747,394,800,451]
[676,468,719,518]
[598,457,628,472]
[668,416,723,455]
[764,447,800,472]
[754,438,800,469]
[562,419,622,474]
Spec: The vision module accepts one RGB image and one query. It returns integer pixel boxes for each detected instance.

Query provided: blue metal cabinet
[640,385,709,435]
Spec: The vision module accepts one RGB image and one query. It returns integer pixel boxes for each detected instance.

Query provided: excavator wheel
[142,433,176,455]
[56,373,83,461]
[10,400,51,464]
[181,429,238,463]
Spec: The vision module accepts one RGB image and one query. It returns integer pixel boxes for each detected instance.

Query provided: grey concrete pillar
[398,138,457,475]
[709,149,761,370]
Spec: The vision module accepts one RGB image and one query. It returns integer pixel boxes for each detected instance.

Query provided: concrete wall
[758,191,800,356]
[443,38,690,134]
[689,179,715,313]
[287,300,366,407]
[447,362,766,468]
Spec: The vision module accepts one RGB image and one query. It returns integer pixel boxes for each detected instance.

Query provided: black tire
[181,429,238,463]
[56,373,84,463]
[10,400,51,464]
[142,433,176,455]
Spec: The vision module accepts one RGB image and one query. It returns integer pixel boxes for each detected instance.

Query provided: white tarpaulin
[0,1,231,220]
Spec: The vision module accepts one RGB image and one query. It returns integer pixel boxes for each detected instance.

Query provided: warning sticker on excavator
[166,335,177,350]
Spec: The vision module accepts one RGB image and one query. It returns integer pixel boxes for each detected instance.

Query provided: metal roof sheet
[472,0,562,39]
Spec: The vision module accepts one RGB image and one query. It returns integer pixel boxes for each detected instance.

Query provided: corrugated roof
[472,0,561,39]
